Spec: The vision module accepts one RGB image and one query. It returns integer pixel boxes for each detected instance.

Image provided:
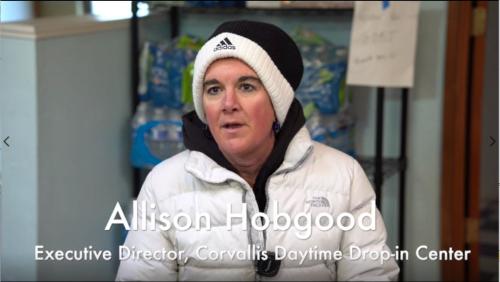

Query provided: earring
[272,120,281,133]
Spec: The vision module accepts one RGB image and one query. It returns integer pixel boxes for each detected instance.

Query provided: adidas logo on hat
[213,37,235,52]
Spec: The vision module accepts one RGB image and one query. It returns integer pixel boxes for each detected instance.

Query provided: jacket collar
[184,126,313,185]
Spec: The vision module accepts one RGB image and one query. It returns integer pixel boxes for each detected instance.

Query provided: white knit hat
[192,20,303,125]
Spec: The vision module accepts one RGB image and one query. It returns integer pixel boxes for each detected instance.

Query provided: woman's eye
[240,83,255,92]
[206,86,221,95]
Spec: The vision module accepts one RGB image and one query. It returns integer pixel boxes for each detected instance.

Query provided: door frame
[441,1,487,281]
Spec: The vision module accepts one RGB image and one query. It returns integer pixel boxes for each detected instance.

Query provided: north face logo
[213,37,235,52]
[306,196,330,208]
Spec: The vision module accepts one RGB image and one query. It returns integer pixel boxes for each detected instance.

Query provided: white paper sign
[347,1,420,88]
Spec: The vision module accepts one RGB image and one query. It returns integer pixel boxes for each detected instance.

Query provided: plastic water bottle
[132,101,152,139]
[146,107,183,160]
[165,108,185,154]
[146,107,169,160]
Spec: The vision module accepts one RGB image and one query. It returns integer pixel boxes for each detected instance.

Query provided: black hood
[182,99,305,212]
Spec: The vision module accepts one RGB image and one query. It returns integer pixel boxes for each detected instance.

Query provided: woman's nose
[222,88,240,113]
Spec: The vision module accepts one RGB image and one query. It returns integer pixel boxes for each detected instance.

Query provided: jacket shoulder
[302,142,366,194]
[152,149,190,173]
[143,150,192,200]
[310,142,357,174]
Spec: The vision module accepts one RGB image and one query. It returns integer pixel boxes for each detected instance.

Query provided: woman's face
[202,58,276,159]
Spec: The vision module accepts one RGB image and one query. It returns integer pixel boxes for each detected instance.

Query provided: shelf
[358,157,406,183]
[141,2,353,18]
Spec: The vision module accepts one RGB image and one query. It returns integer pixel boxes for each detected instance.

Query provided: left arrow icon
[3,136,10,147]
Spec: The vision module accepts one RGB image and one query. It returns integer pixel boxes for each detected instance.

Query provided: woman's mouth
[221,122,244,132]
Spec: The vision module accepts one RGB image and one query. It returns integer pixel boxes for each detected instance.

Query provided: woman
[117,20,399,281]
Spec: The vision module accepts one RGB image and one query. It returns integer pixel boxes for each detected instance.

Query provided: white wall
[0,18,132,280]
[401,2,447,280]
[35,28,133,280]
[0,37,39,281]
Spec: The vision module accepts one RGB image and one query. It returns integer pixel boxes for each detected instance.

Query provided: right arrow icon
[490,136,496,147]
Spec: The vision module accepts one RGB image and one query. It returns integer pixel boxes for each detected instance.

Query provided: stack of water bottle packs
[131,30,355,169]
[293,28,355,156]
[131,35,203,168]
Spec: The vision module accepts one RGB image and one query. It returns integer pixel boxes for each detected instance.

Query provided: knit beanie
[192,20,303,125]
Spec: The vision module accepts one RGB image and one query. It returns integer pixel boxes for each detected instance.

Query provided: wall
[36,27,132,280]
[401,2,447,280]
[0,37,39,281]
[0,16,132,280]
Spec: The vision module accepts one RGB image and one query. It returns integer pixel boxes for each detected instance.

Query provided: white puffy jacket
[116,127,399,281]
